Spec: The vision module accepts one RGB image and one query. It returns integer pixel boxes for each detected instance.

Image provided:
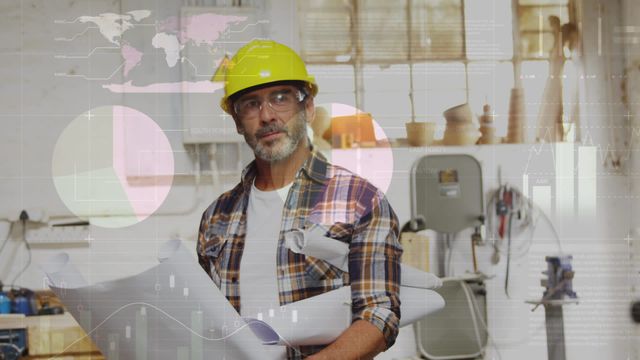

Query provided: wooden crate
[400,232,430,272]
[26,313,101,357]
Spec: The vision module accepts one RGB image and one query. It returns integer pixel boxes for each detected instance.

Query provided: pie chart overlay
[52,106,174,228]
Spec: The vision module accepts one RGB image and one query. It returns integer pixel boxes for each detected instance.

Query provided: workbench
[0,307,104,359]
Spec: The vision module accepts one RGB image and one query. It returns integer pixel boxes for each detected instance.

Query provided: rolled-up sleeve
[349,188,402,349]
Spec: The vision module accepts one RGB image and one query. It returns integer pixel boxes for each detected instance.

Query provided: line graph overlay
[49,302,253,360]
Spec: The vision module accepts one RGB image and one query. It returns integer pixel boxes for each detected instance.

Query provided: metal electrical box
[410,154,484,233]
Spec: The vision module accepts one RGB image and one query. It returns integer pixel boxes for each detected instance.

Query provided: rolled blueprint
[245,286,351,346]
[246,284,445,346]
[43,240,283,360]
[401,263,443,289]
[284,227,443,289]
[285,224,349,272]
[43,238,445,352]
[256,226,446,346]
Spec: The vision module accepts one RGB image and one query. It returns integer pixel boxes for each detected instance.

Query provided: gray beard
[248,111,307,162]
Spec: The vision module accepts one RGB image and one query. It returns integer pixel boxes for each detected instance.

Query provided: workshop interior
[1,0,640,359]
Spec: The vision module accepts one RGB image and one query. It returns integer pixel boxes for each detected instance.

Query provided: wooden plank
[0,314,27,330]
[26,314,100,356]
[400,232,430,272]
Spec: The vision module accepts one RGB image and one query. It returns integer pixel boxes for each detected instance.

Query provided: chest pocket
[299,222,353,288]
[203,235,227,287]
[325,222,354,242]
[304,255,349,289]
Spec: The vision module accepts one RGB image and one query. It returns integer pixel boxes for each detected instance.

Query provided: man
[197,39,402,360]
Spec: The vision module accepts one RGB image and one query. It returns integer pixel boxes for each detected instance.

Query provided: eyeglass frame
[231,86,309,119]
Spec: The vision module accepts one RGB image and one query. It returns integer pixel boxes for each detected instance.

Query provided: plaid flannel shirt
[197,151,402,359]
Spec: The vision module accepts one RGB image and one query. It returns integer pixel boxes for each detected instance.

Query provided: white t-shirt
[239,181,292,320]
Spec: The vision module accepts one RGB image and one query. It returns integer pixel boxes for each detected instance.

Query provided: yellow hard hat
[212,39,318,114]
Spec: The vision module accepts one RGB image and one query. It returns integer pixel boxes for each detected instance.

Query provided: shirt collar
[240,148,330,191]
[300,150,330,184]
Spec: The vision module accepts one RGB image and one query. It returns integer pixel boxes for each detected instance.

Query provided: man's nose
[258,101,277,123]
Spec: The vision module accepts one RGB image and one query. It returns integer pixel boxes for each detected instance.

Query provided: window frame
[298,0,577,138]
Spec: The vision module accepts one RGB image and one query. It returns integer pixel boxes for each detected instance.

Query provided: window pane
[307,65,355,93]
[519,0,568,5]
[520,32,556,59]
[299,0,352,63]
[364,93,412,139]
[359,0,409,62]
[517,4,571,59]
[363,64,410,92]
[521,60,550,141]
[300,0,467,62]
[362,64,411,139]
[314,92,357,109]
[411,0,464,60]
[307,65,356,107]
[412,62,467,139]
[518,5,570,32]
[411,62,467,91]
[467,62,515,138]
[413,90,467,119]
[413,62,467,118]
[465,0,514,60]
[361,62,467,138]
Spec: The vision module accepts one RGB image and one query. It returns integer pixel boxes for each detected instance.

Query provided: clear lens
[234,98,260,117]
[233,88,306,118]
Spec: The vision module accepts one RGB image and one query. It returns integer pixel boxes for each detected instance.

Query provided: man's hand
[306,320,387,360]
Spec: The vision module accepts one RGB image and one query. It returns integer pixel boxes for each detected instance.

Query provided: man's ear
[232,116,244,135]
[305,97,315,125]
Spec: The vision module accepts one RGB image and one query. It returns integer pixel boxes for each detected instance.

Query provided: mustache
[255,124,288,138]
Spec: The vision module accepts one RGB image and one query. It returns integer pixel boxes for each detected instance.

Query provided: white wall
[0,0,637,359]
[622,0,640,356]
[0,0,301,287]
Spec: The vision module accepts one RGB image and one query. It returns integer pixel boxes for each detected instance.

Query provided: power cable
[9,210,31,288]
[0,221,15,263]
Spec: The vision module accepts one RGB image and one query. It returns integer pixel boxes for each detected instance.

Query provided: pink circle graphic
[52,106,174,228]
[316,103,394,194]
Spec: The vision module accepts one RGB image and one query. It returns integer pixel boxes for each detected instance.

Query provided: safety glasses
[233,87,307,119]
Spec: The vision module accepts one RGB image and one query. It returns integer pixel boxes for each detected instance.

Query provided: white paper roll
[41,252,88,289]
[43,240,281,360]
[401,264,443,289]
[158,238,196,264]
[284,227,442,289]
[246,285,445,346]
[285,225,350,272]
